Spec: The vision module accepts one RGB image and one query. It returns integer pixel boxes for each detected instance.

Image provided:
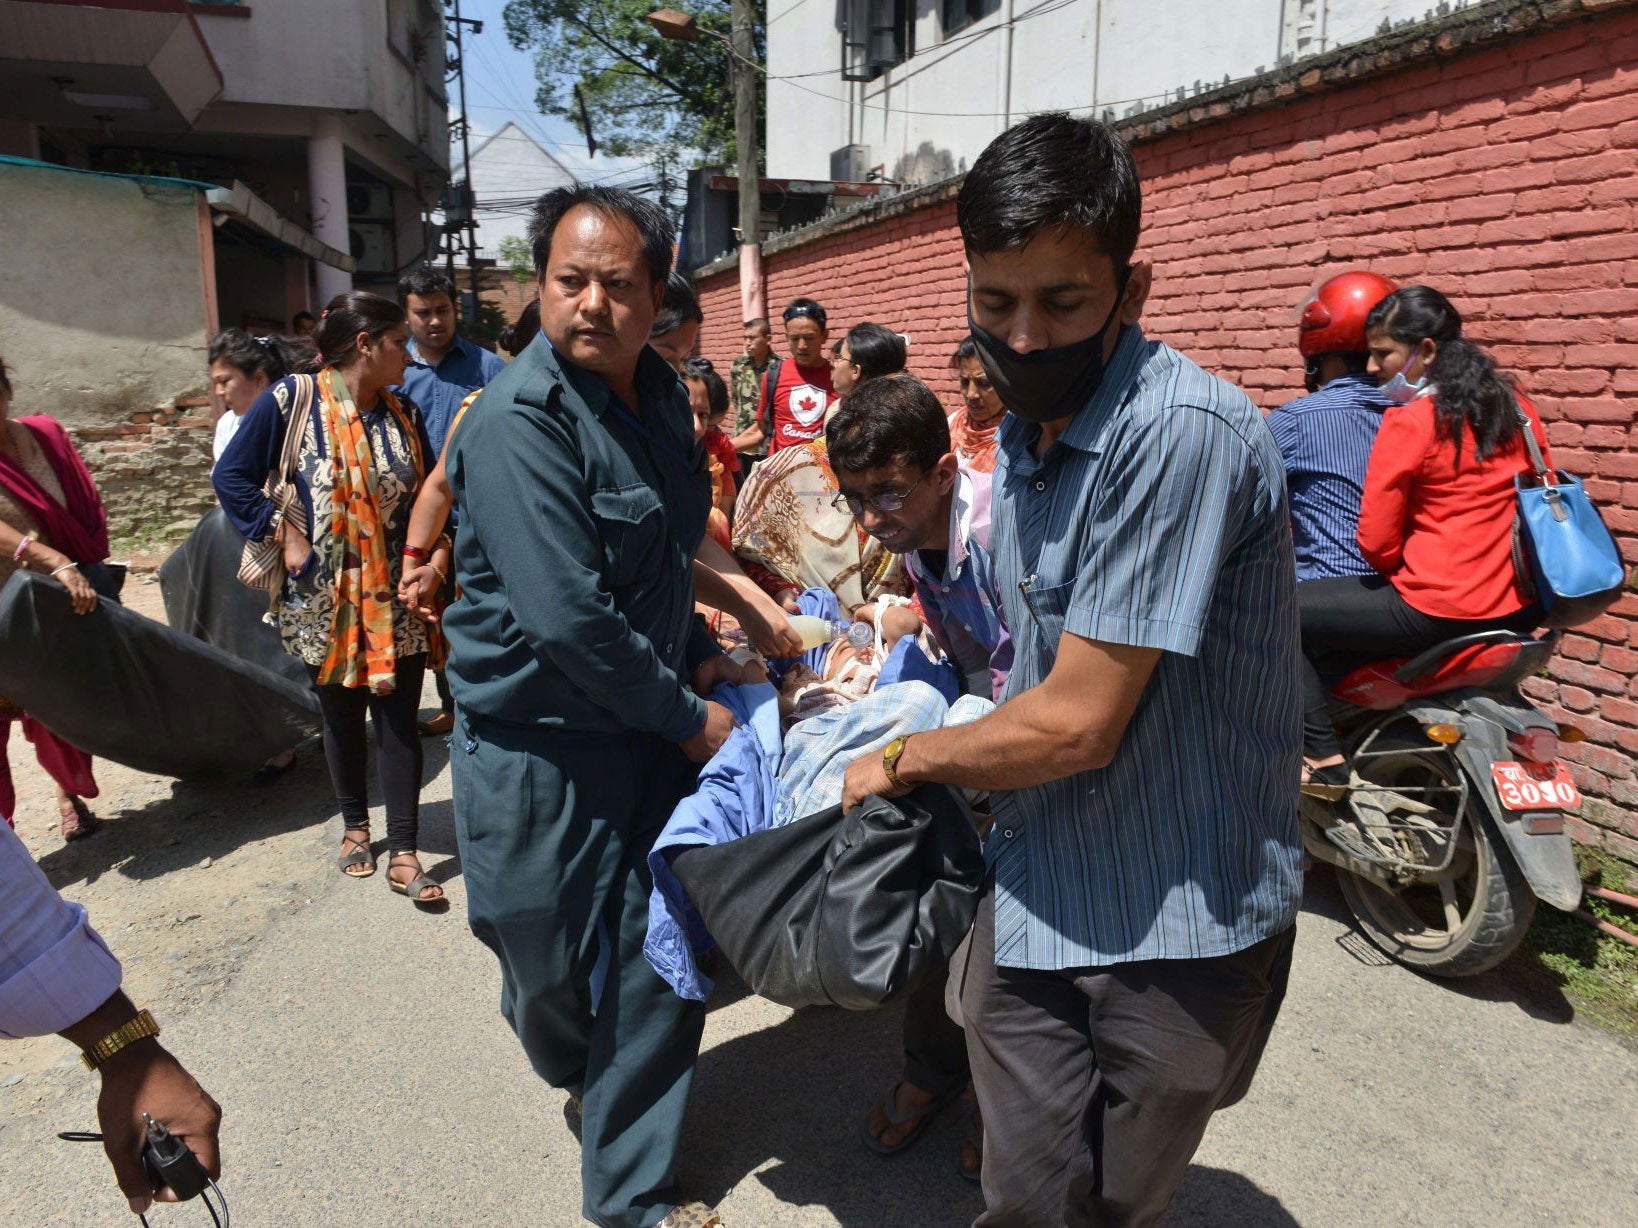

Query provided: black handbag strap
[1515,401,1554,487]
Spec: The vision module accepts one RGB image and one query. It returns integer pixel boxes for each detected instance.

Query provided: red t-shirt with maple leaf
[761,359,836,454]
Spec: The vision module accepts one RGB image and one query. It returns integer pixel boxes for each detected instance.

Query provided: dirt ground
[1,573,389,1087]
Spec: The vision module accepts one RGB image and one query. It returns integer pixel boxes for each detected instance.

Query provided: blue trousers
[453,714,707,1228]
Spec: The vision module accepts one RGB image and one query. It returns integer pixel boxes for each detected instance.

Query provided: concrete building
[769,0,1457,183]
[0,0,451,539]
[0,0,451,326]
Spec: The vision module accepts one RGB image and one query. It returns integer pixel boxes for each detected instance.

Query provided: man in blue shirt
[827,374,1011,1178]
[1265,270,1397,581]
[842,114,1302,1226]
[395,264,504,735]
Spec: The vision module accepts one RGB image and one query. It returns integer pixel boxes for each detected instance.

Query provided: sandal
[860,1080,959,1156]
[658,1201,722,1228]
[1301,760,1351,802]
[59,796,101,842]
[338,828,375,878]
[387,853,445,907]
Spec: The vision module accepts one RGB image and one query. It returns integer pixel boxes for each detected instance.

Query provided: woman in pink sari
[0,355,112,840]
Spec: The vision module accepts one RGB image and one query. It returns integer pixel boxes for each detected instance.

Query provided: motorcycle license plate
[1490,761,1581,810]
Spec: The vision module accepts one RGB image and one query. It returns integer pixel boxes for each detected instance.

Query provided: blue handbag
[1512,407,1628,629]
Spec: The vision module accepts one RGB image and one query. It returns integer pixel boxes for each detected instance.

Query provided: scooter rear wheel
[1335,734,1536,978]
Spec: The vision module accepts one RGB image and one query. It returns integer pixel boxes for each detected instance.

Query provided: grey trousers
[453,714,707,1228]
[960,877,1294,1228]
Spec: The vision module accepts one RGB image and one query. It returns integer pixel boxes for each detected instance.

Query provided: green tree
[499,235,534,284]
[502,0,764,167]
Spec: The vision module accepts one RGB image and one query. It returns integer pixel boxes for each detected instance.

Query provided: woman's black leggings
[1299,576,1538,759]
[307,653,427,852]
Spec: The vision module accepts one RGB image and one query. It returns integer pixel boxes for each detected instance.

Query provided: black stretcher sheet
[0,569,320,778]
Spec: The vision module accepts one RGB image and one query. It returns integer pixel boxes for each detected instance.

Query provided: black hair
[950,336,978,367]
[0,354,10,398]
[1366,285,1521,462]
[652,271,704,339]
[311,291,407,369]
[500,298,541,357]
[782,298,828,330]
[526,184,674,289]
[958,113,1142,269]
[397,264,457,304]
[291,311,315,329]
[208,328,311,382]
[744,317,771,334]
[843,323,908,383]
[826,375,951,475]
[683,357,729,417]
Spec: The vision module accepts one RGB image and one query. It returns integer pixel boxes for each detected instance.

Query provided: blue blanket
[645,674,991,1001]
[645,681,782,1002]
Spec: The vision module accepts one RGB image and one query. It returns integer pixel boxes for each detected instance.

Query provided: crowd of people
[0,107,1567,1228]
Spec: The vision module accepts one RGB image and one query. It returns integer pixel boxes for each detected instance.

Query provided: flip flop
[860,1081,959,1156]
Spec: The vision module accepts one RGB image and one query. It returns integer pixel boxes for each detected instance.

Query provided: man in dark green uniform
[444,185,744,1228]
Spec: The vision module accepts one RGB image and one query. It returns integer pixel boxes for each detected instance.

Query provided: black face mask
[967,270,1131,424]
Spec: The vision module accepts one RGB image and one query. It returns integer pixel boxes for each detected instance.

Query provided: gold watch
[80,1008,161,1071]
[882,735,912,792]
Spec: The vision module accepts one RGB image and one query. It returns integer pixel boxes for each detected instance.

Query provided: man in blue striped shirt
[1266,270,1397,581]
[843,114,1302,1226]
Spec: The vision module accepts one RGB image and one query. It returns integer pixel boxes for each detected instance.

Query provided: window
[841,0,914,82]
[942,0,1001,38]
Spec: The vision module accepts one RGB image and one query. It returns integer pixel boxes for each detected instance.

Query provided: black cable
[56,1130,229,1227]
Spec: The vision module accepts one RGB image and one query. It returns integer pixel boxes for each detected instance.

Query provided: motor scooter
[1300,629,1584,977]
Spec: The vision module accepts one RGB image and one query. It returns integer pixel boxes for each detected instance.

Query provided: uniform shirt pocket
[589,483,667,590]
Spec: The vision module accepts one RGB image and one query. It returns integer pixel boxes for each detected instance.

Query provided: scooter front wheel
[1334,734,1536,977]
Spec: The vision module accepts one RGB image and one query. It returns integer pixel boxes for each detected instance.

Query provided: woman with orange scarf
[214,292,445,907]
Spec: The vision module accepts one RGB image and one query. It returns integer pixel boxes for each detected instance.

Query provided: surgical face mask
[1379,346,1431,405]
[967,271,1131,424]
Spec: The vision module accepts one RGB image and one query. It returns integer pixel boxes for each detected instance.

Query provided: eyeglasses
[830,472,928,517]
[784,305,825,324]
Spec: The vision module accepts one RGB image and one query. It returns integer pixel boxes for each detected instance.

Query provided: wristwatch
[882,735,912,792]
[80,1008,161,1071]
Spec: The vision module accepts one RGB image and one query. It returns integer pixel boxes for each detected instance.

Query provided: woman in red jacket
[1299,286,1547,797]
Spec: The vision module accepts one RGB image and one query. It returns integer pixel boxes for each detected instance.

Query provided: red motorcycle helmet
[1298,271,1397,358]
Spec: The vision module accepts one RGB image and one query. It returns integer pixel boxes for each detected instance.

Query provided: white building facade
[461,122,580,264]
[768,0,1458,183]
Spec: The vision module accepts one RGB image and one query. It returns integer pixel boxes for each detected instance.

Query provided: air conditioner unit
[348,223,394,275]
[345,183,393,221]
[831,144,870,182]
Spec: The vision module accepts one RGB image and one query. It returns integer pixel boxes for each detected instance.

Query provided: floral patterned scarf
[315,368,431,691]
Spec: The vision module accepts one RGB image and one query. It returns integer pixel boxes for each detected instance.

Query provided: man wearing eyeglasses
[827,374,1010,703]
[826,373,1011,1179]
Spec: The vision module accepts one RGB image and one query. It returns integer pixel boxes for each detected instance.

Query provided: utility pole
[445,0,483,321]
[731,0,763,321]
[648,4,763,316]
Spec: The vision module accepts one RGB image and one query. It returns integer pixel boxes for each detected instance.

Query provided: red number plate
[1490,761,1582,811]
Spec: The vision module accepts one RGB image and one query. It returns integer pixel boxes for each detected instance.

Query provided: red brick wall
[696,198,969,403]
[695,7,1638,861]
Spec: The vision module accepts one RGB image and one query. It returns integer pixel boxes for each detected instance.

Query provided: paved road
[2,730,1634,1227]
